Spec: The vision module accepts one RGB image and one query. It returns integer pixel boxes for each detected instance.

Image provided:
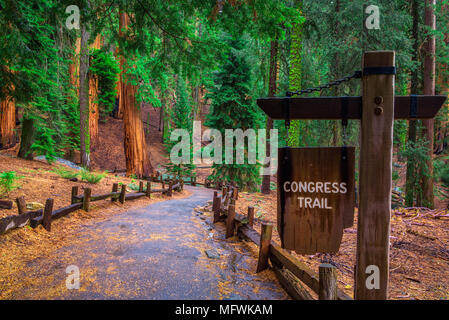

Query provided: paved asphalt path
[12,186,288,300]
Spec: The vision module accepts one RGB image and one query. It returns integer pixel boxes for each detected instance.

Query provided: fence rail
[211,184,353,301]
[0,179,183,235]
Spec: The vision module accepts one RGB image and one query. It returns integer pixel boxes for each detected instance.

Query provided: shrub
[0,171,23,197]
[80,169,107,184]
[53,166,79,179]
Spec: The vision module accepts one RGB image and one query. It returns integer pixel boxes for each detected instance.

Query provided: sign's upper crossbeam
[257,95,446,120]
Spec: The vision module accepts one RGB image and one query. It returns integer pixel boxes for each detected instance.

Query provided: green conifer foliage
[205,38,263,191]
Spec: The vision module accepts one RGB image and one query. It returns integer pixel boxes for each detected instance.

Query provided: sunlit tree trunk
[421,0,436,208]
[0,93,16,149]
[89,34,102,145]
[119,11,152,177]
[79,22,91,168]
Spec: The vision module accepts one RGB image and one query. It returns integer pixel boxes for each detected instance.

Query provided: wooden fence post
[225,200,236,238]
[319,263,338,300]
[111,183,118,202]
[138,181,144,193]
[162,180,165,190]
[168,181,173,197]
[256,223,273,273]
[355,51,395,300]
[16,196,26,215]
[71,186,79,205]
[180,179,184,191]
[233,187,239,200]
[212,191,220,223]
[42,198,54,232]
[119,184,127,204]
[82,188,92,212]
[247,206,255,227]
[146,181,151,198]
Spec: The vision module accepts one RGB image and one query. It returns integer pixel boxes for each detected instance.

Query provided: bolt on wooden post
[355,51,395,300]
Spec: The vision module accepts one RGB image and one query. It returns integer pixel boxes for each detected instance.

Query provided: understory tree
[206,37,263,192]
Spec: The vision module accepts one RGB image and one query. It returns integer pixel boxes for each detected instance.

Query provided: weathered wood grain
[277,147,355,254]
[257,95,446,120]
[355,51,395,300]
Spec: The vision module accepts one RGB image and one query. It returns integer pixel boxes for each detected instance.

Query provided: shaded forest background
[0,0,448,209]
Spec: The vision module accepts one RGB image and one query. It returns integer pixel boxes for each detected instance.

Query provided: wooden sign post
[256,51,446,300]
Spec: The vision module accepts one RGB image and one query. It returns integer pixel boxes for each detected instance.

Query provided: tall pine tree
[206,37,262,191]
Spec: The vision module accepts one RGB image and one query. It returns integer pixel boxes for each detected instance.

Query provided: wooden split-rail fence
[211,184,353,301]
[0,179,183,235]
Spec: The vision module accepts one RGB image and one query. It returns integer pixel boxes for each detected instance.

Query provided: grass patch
[0,171,23,197]
[52,166,79,179]
[80,169,107,184]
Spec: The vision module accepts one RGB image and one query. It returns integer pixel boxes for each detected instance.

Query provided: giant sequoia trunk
[0,94,16,149]
[119,12,152,177]
[79,24,91,168]
[88,34,102,145]
[421,0,436,208]
[261,40,278,194]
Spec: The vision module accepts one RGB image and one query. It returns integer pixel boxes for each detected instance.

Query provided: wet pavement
[12,186,288,299]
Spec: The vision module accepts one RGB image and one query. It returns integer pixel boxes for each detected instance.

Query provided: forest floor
[234,190,449,300]
[0,186,287,300]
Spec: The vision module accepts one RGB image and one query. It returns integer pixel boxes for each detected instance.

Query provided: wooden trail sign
[256,51,446,300]
[278,147,355,255]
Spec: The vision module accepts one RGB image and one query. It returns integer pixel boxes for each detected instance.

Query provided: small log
[146,181,151,198]
[247,206,255,227]
[162,180,165,190]
[1,209,42,233]
[119,184,127,204]
[139,181,144,193]
[256,223,273,273]
[71,186,79,205]
[111,183,118,202]
[82,188,92,212]
[91,192,119,202]
[225,201,236,238]
[42,198,54,232]
[31,203,83,227]
[319,263,338,300]
[0,200,13,209]
[125,192,146,200]
[16,196,27,215]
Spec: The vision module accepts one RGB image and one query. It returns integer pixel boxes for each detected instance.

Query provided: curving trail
[12,186,288,300]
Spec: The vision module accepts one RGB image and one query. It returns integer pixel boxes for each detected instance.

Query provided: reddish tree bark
[119,12,153,177]
[0,93,15,149]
